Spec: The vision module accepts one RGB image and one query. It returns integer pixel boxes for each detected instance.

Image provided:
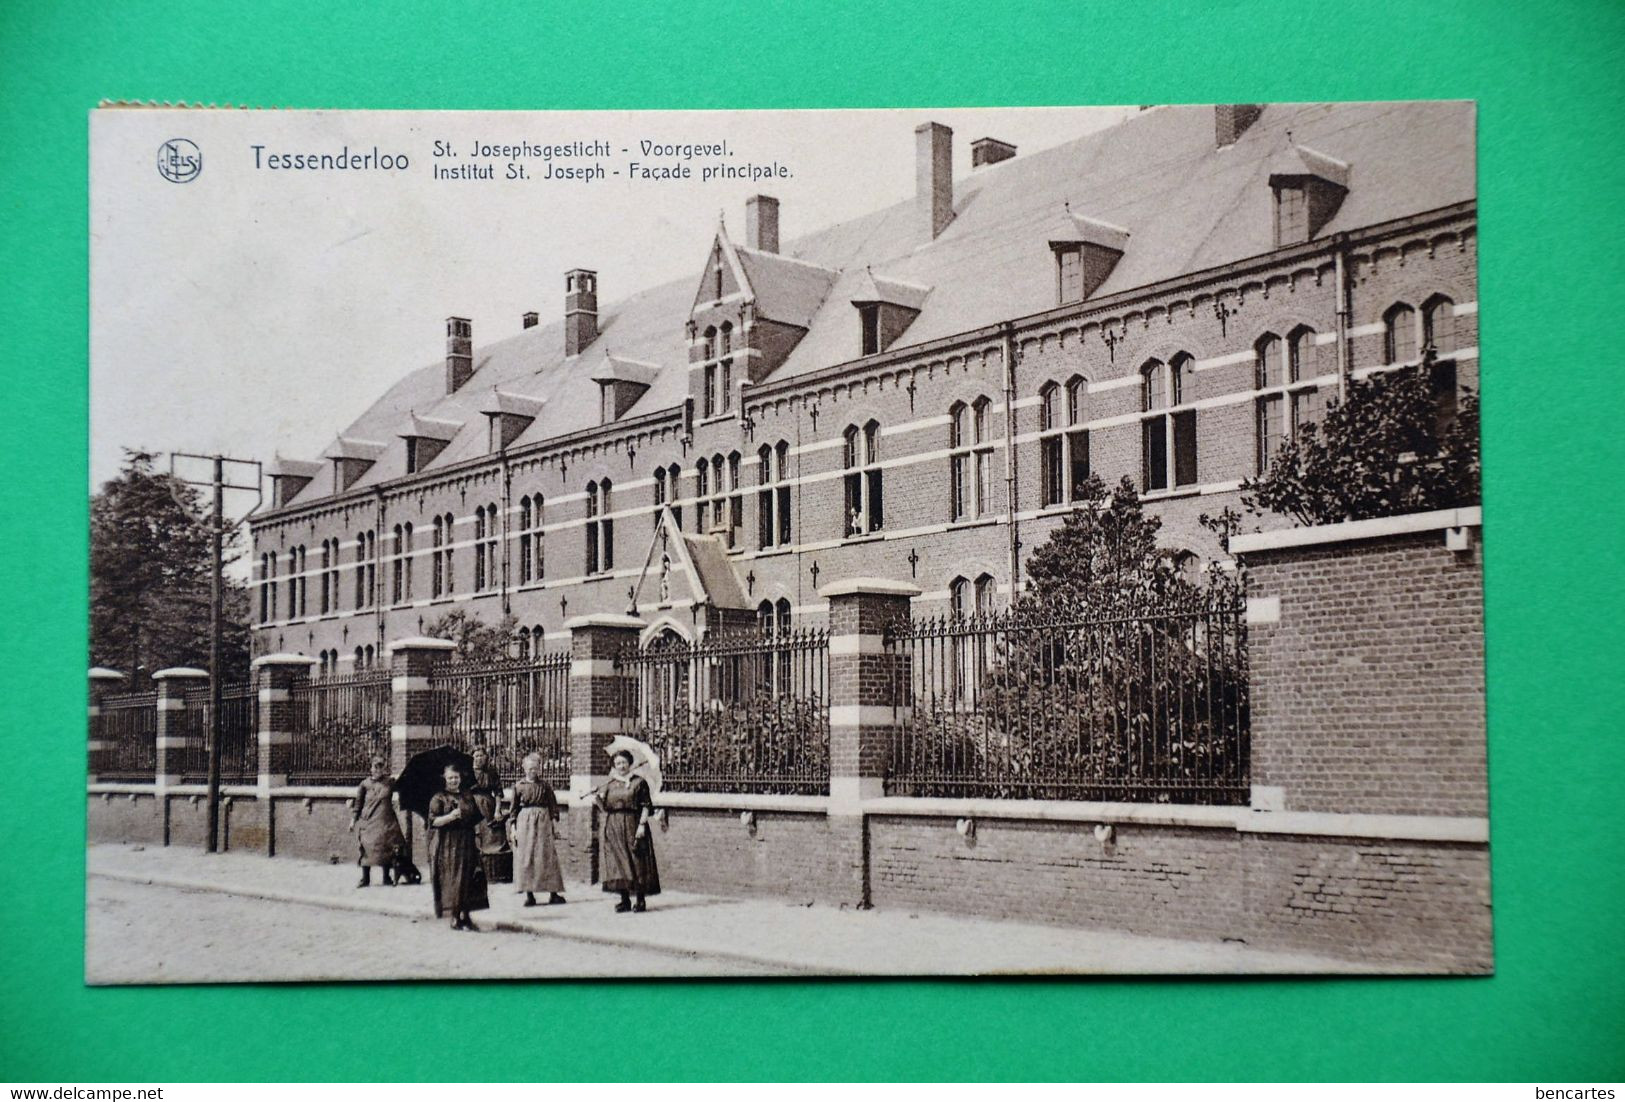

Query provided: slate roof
[274,101,1474,511]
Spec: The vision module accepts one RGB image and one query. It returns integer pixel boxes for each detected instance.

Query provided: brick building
[249,102,1477,666]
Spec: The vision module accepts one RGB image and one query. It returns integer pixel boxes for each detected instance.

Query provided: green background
[3,0,1622,1082]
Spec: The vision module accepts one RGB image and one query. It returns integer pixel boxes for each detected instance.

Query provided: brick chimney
[1215,104,1264,147]
[564,269,598,357]
[445,316,473,394]
[522,311,539,329]
[971,137,1016,169]
[745,195,779,253]
[915,122,954,243]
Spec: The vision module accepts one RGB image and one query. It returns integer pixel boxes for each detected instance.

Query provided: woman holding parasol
[593,737,661,913]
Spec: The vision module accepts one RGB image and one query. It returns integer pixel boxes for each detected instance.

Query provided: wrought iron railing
[615,628,830,795]
[96,691,158,781]
[286,671,393,785]
[885,599,1249,804]
[428,654,571,786]
[180,682,259,783]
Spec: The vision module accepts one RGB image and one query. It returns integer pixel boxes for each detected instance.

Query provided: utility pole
[170,452,261,853]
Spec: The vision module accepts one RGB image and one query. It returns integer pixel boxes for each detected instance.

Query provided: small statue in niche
[659,553,672,606]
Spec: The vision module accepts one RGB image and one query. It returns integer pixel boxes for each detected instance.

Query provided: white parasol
[590,734,664,797]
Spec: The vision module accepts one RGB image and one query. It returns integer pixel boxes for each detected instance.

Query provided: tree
[1243,360,1481,526]
[897,476,1248,805]
[90,449,252,684]
[423,609,519,663]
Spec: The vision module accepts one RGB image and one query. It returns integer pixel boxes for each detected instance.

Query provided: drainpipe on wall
[1000,321,1022,604]
[372,487,387,652]
[501,453,513,618]
[1333,232,1352,404]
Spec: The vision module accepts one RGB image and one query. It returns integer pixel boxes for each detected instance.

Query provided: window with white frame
[519,494,543,585]
[757,440,792,549]
[1039,377,1091,507]
[1384,302,1419,364]
[586,479,614,574]
[843,420,884,537]
[1140,355,1198,492]
[949,397,995,521]
[1255,328,1327,473]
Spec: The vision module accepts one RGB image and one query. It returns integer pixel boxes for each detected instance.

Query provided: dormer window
[1047,213,1128,305]
[1057,247,1084,304]
[1268,145,1350,246]
[859,304,881,356]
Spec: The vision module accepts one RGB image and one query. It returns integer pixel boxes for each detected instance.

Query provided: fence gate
[429,654,571,786]
[884,599,1250,805]
[615,628,831,795]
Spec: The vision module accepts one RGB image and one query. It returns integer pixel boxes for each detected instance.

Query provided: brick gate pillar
[153,667,208,787]
[566,614,644,883]
[821,577,919,906]
[254,653,315,792]
[87,667,127,783]
[387,637,456,774]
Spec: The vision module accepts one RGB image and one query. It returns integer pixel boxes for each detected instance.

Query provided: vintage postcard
[87,102,1486,982]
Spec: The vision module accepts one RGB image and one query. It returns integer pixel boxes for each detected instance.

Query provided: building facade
[249,102,1478,666]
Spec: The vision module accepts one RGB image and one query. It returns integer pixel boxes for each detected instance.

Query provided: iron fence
[615,628,830,795]
[96,691,158,781]
[180,682,259,783]
[286,671,394,785]
[885,598,1249,804]
[428,654,571,786]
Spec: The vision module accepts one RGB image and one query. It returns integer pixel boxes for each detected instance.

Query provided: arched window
[354,645,364,670]
[694,459,710,532]
[1384,302,1418,364]
[518,494,543,585]
[391,526,404,604]
[722,451,743,547]
[586,479,614,574]
[1141,355,1197,491]
[843,420,884,537]
[1423,294,1457,357]
[354,531,367,608]
[757,440,793,549]
[364,644,375,669]
[473,507,488,591]
[431,516,445,598]
[482,505,498,593]
[258,554,270,624]
[1256,328,1327,474]
[319,541,331,615]
[516,626,532,660]
[288,547,302,619]
[667,463,684,530]
[719,321,734,414]
[1040,377,1090,506]
[402,524,414,601]
[949,397,995,521]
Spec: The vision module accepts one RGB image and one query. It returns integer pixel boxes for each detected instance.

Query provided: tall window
[724,452,742,546]
[1274,184,1308,246]
[319,540,332,614]
[518,494,543,584]
[431,517,446,598]
[1141,355,1197,492]
[288,547,305,619]
[440,513,454,594]
[949,397,995,521]
[1384,302,1419,364]
[667,463,683,530]
[702,327,719,417]
[258,554,270,623]
[1057,247,1084,304]
[1423,294,1461,429]
[719,322,734,414]
[473,508,487,591]
[1039,377,1090,507]
[391,526,404,604]
[516,627,532,660]
[757,440,792,549]
[948,573,996,702]
[402,523,414,601]
[694,459,710,533]
[586,479,614,574]
[327,539,340,613]
[843,420,884,536]
[355,530,374,609]
[1255,328,1326,473]
[268,554,278,621]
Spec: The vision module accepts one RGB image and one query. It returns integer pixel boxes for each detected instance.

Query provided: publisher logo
[157,139,202,183]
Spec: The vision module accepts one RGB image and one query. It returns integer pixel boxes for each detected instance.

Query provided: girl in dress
[510,752,566,907]
[594,749,660,913]
[427,763,489,931]
[350,755,407,888]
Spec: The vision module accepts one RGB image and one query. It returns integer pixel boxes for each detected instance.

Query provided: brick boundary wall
[88,520,1492,971]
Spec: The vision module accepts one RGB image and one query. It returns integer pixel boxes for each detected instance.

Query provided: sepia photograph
[86,100,1487,982]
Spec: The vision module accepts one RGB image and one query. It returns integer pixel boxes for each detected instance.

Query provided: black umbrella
[396,744,474,819]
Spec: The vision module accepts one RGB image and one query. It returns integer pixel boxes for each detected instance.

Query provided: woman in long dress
[427,763,489,931]
[350,755,407,888]
[594,749,660,913]
[468,747,510,884]
[510,752,566,907]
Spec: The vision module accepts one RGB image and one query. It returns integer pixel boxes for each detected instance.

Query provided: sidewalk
[87,843,1363,977]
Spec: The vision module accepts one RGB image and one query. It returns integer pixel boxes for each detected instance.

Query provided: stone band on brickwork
[153,667,208,787]
[566,614,644,798]
[387,637,456,774]
[821,578,918,813]
[87,667,128,784]
[253,653,316,792]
